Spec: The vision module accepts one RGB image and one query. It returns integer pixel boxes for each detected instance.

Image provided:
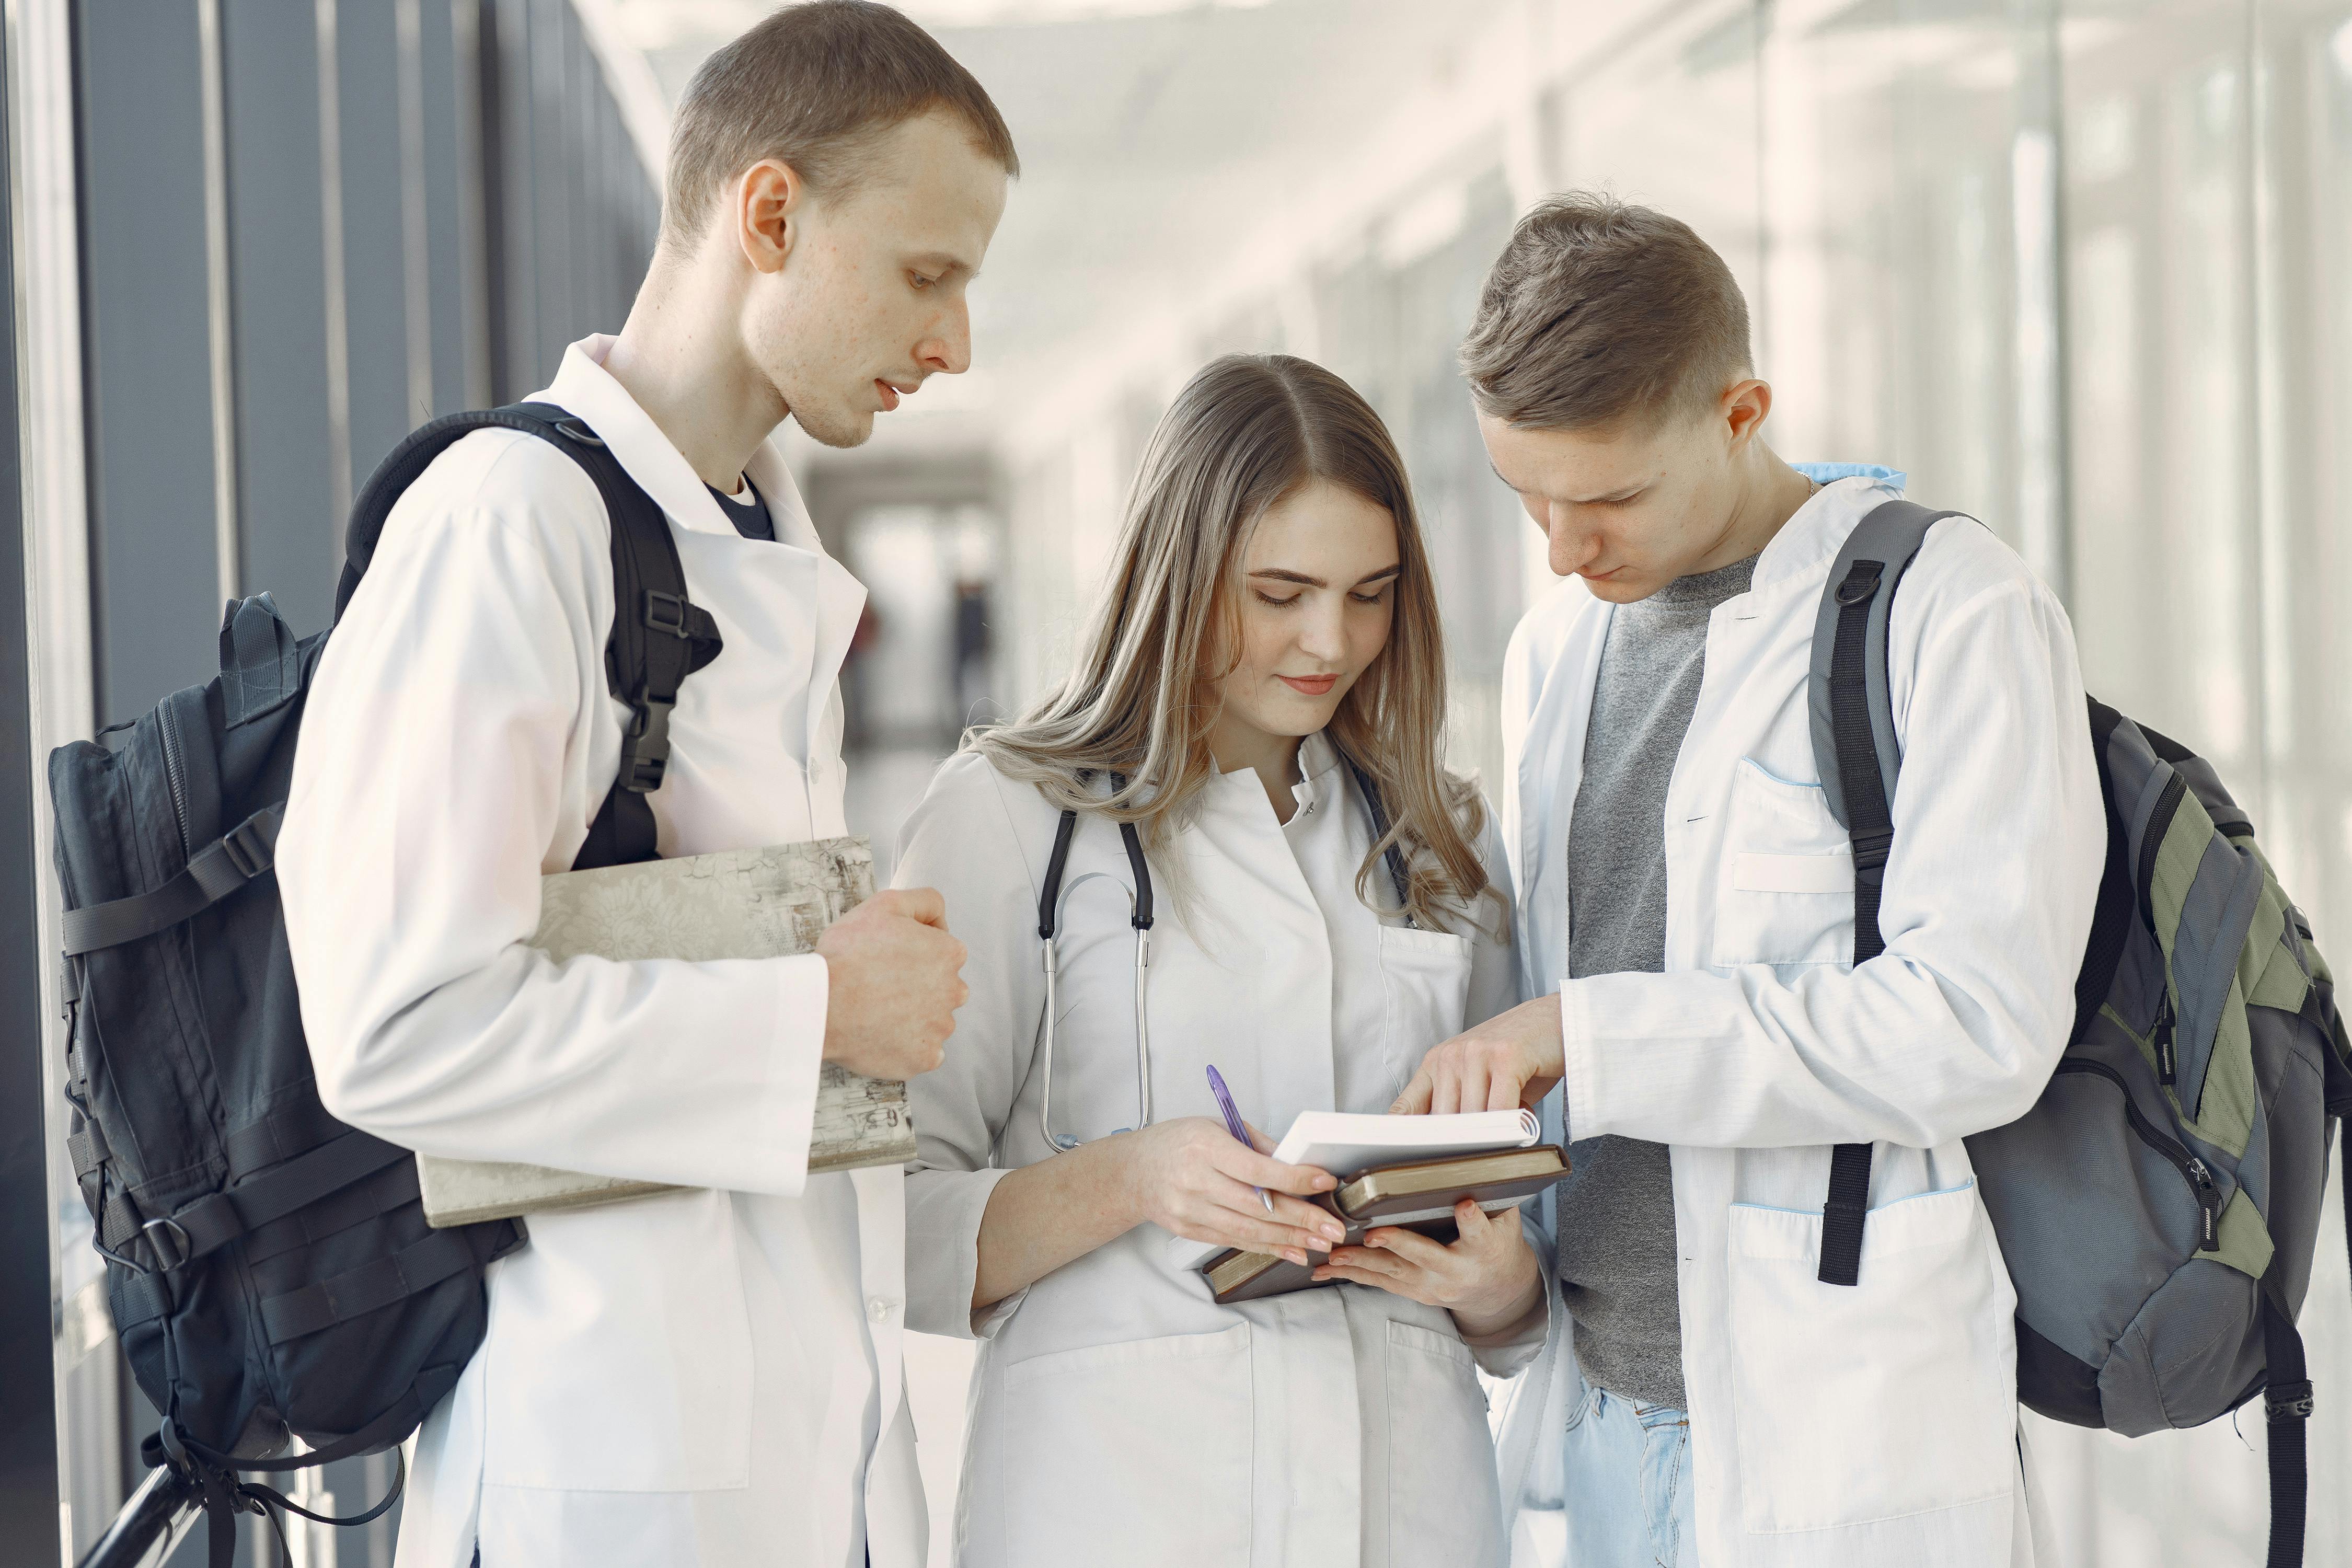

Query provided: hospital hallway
[5,1,2350,1565]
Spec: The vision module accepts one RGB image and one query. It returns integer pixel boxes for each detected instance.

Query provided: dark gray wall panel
[421,0,478,414]
[567,16,605,338]
[0,22,63,1566]
[486,0,535,401]
[222,0,337,638]
[73,0,222,727]
[337,0,419,480]
[528,0,573,385]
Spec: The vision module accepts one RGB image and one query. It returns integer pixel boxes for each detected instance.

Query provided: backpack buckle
[221,814,275,880]
[1851,828,1894,874]
[142,1215,193,1272]
[2265,1380,2314,1421]
[619,698,673,793]
[644,591,691,639]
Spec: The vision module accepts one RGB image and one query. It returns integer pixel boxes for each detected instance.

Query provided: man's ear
[736,159,806,275]
[1721,377,1773,451]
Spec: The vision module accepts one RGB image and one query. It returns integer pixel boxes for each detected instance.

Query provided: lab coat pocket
[480,1188,753,1492]
[1383,1320,1505,1564]
[999,1322,1253,1566]
[1724,1181,2011,1534]
[1710,759,1854,971]
[1379,926,1474,1100]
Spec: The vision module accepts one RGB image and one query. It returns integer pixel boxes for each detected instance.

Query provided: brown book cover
[1198,1145,1568,1305]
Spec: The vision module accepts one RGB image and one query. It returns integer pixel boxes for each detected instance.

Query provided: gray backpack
[1803,500,2350,1568]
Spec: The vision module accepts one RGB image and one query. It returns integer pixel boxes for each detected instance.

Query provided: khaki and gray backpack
[1803,500,2350,1568]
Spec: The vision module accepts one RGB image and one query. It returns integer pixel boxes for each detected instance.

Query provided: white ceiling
[605,0,1491,456]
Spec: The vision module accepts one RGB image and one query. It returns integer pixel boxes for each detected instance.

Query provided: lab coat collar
[1206,730,1342,817]
[544,336,825,556]
[543,339,741,539]
[1289,731,1342,815]
[545,337,866,771]
[1748,473,1908,594]
[742,442,826,555]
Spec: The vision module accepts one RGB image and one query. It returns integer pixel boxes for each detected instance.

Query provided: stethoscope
[1033,755,1416,1153]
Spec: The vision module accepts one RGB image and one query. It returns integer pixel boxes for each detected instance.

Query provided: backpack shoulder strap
[1805,499,1963,836]
[338,401,577,616]
[542,414,723,869]
[338,402,722,871]
[1803,498,1967,1288]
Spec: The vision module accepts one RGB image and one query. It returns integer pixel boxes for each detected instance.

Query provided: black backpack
[50,403,722,1564]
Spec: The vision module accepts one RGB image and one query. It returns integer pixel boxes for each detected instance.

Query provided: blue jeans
[1561,1365,1699,1567]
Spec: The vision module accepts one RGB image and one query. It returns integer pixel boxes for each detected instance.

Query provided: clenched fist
[817,887,967,1081]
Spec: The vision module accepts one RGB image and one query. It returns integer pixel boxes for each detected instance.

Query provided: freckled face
[1214,479,1402,743]
[741,109,1008,448]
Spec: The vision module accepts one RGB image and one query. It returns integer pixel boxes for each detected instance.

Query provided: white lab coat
[1489,476,2102,1568]
[896,737,1524,1568]
[278,337,924,1568]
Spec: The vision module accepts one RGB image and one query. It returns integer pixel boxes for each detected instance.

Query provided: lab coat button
[868,1296,896,1323]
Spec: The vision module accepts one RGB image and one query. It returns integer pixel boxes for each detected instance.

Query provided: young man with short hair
[1386,194,2103,1564]
[276,6,1013,1564]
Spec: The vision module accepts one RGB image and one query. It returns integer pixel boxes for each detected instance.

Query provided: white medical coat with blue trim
[278,337,920,1568]
[1490,474,2103,1567]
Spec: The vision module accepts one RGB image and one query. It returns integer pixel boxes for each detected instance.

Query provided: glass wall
[993,2,2351,1559]
[35,1,663,1558]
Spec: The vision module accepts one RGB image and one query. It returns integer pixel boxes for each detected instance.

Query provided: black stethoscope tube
[1034,758,1409,941]
[1031,754,1415,1152]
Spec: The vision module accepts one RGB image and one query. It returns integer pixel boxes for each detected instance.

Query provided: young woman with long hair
[894,354,1540,1566]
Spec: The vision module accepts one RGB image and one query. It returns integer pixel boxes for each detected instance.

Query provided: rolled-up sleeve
[895,751,1051,1338]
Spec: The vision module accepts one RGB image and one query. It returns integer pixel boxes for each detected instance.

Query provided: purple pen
[1205,1065,1275,1214]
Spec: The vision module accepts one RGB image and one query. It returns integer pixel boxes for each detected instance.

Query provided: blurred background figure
[3,1,2347,1565]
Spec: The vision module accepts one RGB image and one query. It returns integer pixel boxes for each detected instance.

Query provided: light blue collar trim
[1791,461,1906,488]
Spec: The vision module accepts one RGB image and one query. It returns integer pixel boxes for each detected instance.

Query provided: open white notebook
[417,836,917,1228]
[1164,1107,1542,1271]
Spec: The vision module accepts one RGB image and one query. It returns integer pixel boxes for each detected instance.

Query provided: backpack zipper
[2136,771,2187,929]
[2054,1058,2222,1251]
[157,699,192,858]
[2152,990,2178,1086]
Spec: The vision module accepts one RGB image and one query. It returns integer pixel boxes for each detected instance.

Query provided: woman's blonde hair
[970,353,1492,933]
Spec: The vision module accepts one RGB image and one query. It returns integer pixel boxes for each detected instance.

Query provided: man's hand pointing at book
[1391,994,1565,1115]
